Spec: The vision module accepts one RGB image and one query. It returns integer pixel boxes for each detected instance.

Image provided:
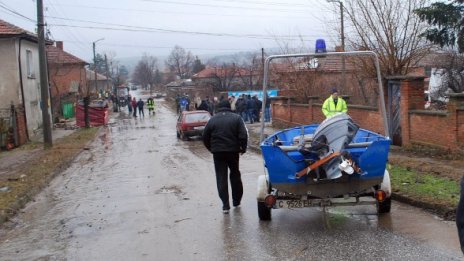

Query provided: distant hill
[116,56,167,75]
[115,48,283,75]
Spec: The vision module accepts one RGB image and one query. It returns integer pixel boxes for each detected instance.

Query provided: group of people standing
[175,94,191,114]
[193,93,271,123]
[127,95,155,117]
[234,94,271,123]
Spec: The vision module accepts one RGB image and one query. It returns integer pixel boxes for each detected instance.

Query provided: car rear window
[185,113,210,123]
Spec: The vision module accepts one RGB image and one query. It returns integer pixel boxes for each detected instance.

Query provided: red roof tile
[46,44,87,65]
[193,66,255,78]
[86,69,108,81]
[0,19,36,39]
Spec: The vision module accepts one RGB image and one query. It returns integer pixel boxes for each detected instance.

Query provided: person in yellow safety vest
[147,97,155,115]
[322,88,347,118]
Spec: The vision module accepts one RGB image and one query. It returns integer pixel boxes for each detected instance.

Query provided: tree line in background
[276,0,464,105]
[93,0,464,104]
[130,45,265,94]
[89,52,130,91]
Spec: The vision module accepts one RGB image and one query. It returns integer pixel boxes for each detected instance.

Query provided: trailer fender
[380,170,392,197]
[257,175,269,201]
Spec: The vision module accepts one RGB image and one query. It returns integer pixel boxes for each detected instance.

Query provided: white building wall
[19,39,43,137]
[0,38,21,107]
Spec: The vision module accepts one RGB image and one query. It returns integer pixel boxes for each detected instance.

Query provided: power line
[0,2,331,42]
[140,0,310,13]
[212,0,310,7]
[50,3,317,19]
[0,2,35,22]
[46,0,90,54]
[45,16,328,39]
[60,40,254,51]
[48,23,333,42]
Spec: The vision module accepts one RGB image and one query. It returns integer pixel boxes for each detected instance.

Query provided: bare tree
[209,63,241,92]
[237,52,261,90]
[270,36,324,103]
[132,53,159,94]
[165,45,194,79]
[343,0,433,76]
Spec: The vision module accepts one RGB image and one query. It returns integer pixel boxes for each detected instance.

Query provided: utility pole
[93,42,98,96]
[328,0,346,90]
[86,38,103,128]
[105,54,110,93]
[261,48,265,91]
[36,0,52,148]
[339,1,346,92]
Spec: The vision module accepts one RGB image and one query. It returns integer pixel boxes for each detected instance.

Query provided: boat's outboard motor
[311,113,359,179]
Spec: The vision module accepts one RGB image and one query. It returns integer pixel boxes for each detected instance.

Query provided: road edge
[0,127,103,225]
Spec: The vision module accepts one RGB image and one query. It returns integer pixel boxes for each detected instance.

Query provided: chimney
[56,41,63,50]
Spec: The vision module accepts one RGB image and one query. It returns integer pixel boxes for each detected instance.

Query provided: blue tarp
[227,90,278,100]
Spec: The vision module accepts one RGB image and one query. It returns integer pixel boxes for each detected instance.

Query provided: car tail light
[265,195,276,207]
[376,190,386,202]
[181,124,193,131]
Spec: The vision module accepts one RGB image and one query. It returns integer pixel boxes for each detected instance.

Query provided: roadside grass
[0,127,99,221]
[389,165,460,208]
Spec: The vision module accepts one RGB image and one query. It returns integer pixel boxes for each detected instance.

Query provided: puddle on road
[156,185,182,195]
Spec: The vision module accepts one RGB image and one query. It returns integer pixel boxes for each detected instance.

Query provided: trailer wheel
[377,197,391,214]
[377,169,392,214]
[258,202,271,220]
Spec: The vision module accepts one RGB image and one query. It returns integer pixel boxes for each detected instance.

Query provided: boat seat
[292,134,314,144]
[278,142,372,152]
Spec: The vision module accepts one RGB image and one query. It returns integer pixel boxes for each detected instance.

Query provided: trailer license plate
[276,200,314,209]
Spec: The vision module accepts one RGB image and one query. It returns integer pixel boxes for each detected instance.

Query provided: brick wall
[458,110,464,146]
[271,78,464,151]
[48,65,86,119]
[272,98,385,135]
[409,112,450,148]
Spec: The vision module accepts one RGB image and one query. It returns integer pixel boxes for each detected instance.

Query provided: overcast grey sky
[0,0,340,62]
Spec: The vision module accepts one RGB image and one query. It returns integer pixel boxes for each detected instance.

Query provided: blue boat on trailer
[256,51,392,220]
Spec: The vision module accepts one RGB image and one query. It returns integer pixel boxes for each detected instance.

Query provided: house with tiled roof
[85,69,111,96]
[0,19,48,146]
[46,41,88,120]
[192,66,259,92]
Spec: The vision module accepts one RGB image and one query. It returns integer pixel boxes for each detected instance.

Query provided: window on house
[26,50,35,78]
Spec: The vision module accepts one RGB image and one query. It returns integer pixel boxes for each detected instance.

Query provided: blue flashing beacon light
[315,39,327,53]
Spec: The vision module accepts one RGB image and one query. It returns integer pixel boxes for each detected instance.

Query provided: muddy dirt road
[0,96,462,260]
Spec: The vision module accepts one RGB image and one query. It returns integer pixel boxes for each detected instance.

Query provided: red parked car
[176,110,211,140]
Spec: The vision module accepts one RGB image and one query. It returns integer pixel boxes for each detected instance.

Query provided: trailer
[257,51,392,220]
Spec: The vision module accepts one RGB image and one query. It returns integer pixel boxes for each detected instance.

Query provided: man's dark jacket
[203,107,248,153]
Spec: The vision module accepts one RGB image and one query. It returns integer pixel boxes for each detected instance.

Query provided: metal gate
[387,81,402,145]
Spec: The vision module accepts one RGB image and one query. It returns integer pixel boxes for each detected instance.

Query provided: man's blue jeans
[264,107,271,122]
[247,109,255,123]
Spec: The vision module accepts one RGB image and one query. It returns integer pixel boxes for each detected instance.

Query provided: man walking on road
[203,100,248,214]
[137,98,145,117]
[146,97,155,115]
[131,97,137,117]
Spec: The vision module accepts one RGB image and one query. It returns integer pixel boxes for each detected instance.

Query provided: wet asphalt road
[0,94,462,260]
